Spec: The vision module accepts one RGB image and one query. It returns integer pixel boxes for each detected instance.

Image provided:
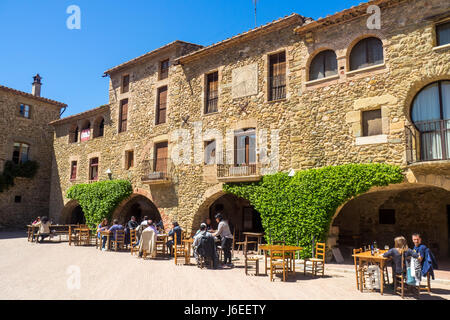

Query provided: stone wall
[49,0,450,238]
[0,90,61,228]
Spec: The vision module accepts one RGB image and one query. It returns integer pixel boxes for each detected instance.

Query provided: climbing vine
[0,160,39,192]
[223,163,404,258]
[66,179,133,229]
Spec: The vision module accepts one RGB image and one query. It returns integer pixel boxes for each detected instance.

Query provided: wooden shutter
[157,87,167,124]
[122,75,130,93]
[119,99,128,132]
[160,59,169,80]
[206,72,218,113]
[269,52,286,101]
[154,142,168,173]
[71,161,77,180]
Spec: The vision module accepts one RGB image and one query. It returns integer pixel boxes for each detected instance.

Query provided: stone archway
[330,183,450,259]
[61,200,86,225]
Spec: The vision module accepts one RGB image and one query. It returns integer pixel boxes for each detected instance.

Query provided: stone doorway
[61,200,86,225]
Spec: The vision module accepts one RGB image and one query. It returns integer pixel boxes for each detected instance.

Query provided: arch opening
[61,200,86,225]
[112,194,161,226]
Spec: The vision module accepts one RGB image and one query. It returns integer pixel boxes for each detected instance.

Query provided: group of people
[192,213,234,269]
[31,216,52,243]
[382,233,438,285]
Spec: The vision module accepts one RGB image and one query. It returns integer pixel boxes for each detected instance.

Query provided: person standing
[213,213,233,267]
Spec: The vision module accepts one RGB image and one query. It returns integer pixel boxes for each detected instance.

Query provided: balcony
[140,158,172,185]
[217,163,261,183]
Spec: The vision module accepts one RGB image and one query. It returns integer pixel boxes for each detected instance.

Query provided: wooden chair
[111,230,125,251]
[419,272,432,294]
[156,236,167,256]
[353,248,368,291]
[394,253,420,298]
[173,232,187,265]
[235,230,257,254]
[77,228,90,246]
[304,242,326,277]
[244,242,260,276]
[269,246,289,282]
[130,229,138,255]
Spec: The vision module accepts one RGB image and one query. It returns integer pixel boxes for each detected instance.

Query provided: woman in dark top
[383,236,420,274]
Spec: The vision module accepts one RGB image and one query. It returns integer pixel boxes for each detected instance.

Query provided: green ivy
[66,180,133,230]
[223,163,404,258]
[0,160,39,192]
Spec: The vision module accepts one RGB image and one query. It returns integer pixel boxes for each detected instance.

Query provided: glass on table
[384,245,389,250]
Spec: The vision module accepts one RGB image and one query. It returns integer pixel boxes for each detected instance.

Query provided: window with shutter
[156,86,167,124]
[119,99,128,132]
[154,142,168,173]
[269,52,286,101]
[309,50,338,81]
[205,72,218,113]
[12,142,30,164]
[234,128,256,165]
[70,161,77,180]
[362,109,382,136]
[122,75,130,93]
[19,104,31,118]
[126,150,134,170]
[89,157,99,181]
[204,140,216,164]
[160,59,169,80]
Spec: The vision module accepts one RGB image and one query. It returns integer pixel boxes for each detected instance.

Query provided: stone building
[0,75,66,227]
[46,0,449,257]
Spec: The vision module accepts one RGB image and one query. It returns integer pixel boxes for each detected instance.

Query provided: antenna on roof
[253,0,259,27]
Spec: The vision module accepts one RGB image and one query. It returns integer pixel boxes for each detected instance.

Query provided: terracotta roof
[0,84,67,108]
[175,13,310,64]
[103,40,203,76]
[50,104,109,126]
[293,0,408,35]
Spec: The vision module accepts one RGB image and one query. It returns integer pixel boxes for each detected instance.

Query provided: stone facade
[0,84,65,228]
[47,0,450,252]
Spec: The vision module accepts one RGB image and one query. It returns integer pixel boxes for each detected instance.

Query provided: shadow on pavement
[0,231,27,240]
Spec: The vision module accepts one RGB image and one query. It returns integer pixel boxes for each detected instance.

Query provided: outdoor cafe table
[352,249,390,295]
[242,232,265,254]
[99,230,112,251]
[259,244,303,275]
[27,224,77,242]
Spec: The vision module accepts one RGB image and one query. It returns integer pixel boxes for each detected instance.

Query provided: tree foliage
[66,180,133,229]
[223,163,404,258]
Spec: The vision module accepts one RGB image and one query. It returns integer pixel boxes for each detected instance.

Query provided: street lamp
[105,168,112,180]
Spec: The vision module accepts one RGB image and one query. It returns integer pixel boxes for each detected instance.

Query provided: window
[268,51,286,101]
[362,109,382,136]
[70,161,77,180]
[19,104,31,118]
[159,59,169,80]
[349,37,384,71]
[126,150,134,170]
[89,157,99,181]
[436,21,450,47]
[234,128,256,165]
[204,140,216,165]
[93,117,104,138]
[69,125,79,143]
[156,86,167,125]
[154,142,168,174]
[119,99,128,133]
[309,50,338,81]
[205,72,218,114]
[411,80,450,161]
[122,74,130,93]
[12,142,30,164]
[80,121,91,142]
[379,209,395,224]
[14,196,22,203]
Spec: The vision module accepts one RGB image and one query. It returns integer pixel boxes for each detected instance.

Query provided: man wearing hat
[212,213,234,267]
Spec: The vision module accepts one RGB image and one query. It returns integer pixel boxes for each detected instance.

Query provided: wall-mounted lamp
[106,168,112,180]
[288,168,295,177]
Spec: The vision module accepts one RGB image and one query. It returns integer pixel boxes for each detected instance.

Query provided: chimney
[32,74,42,97]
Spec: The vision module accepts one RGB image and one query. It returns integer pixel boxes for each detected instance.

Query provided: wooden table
[27,224,76,242]
[242,232,265,254]
[182,238,194,265]
[259,244,303,275]
[352,250,389,295]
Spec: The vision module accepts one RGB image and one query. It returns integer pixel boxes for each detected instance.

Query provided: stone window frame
[201,67,223,116]
[155,85,169,126]
[17,103,32,120]
[228,119,259,165]
[346,95,397,146]
[159,58,170,81]
[432,17,450,51]
[68,156,80,182]
[264,48,290,103]
[118,97,130,134]
[121,73,130,94]
[87,152,101,182]
[124,149,134,170]
[304,47,340,86]
[11,140,31,164]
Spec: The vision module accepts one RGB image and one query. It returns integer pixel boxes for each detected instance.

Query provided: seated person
[127,216,139,230]
[97,218,108,240]
[193,223,218,268]
[32,216,51,243]
[139,222,158,258]
[205,218,214,232]
[412,233,438,280]
[383,236,420,275]
[166,221,182,254]
[155,220,165,233]
[102,219,123,250]
[140,216,149,226]
[145,220,158,234]
[32,216,41,225]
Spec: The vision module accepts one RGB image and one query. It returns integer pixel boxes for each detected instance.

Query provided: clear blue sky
[0,0,362,116]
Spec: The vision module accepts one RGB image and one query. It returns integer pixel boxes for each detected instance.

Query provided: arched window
[411,80,450,161]
[309,50,338,81]
[93,117,105,138]
[69,124,79,143]
[12,142,30,164]
[349,37,384,71]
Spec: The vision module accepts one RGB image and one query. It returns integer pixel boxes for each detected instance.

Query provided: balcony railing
[217,163,261,182]
[140,158,172,184]
[406,119,450,164]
